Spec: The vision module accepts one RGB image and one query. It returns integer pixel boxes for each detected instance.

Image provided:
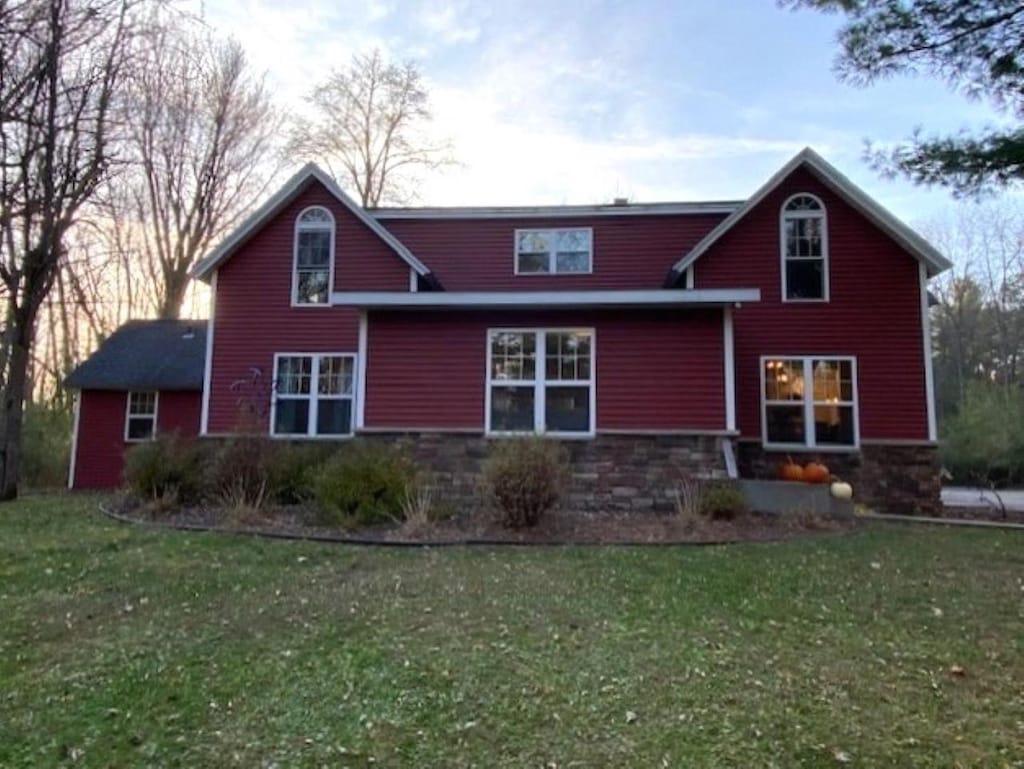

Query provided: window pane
[517,231,551,254]
[129,391,156,415]
[277,357,312,395]
[317,399,352,435]
[297,230,331,267]
[127,416,154,441]
[812,359,853,402]
[490,386,534,431]
[299,207,331,224]
[814,404,855,446]
[555,251,590,273]
[785,259,824,300]
[297,270,329,304]
[765,405,805,444]
[517,252,549,274]
[763,359,804,401]
[274,399,309,435]
[545,331,591,382]
[545,385,590,432]
[491,332,536,380]
[319,356,353,395]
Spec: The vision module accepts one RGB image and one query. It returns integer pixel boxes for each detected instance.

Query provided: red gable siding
[693,166,928,441]
[208,181,409,432]
[72,389,201,489]
[379,214,728,291]
[365,309,725,431]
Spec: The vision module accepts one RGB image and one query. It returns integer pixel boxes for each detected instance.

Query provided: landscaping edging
[96,502,856,548]
[859,511,1024,531]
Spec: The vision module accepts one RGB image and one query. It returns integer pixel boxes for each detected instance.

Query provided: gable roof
[665,147,953,287]
[190,163,437,284]
[66,320,207,391]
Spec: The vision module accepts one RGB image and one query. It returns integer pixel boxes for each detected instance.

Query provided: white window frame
[485,328,596,438]
[513,228,594,276]
[760,355,859,451]
[270,352,356,439]
[124,391,158,443]
[291,206,336,307]
[780,193,829,303]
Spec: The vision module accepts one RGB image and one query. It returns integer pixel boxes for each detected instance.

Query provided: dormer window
[293,206,334,305]
[781,194,827,301]
[515,228,592,275]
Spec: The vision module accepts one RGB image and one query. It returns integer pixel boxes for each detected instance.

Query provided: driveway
[942,486,1024,512]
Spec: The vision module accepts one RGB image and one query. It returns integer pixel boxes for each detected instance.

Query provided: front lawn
[1,496,1022,767]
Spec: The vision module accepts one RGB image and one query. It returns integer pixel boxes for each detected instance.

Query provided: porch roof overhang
[331,288,760,310]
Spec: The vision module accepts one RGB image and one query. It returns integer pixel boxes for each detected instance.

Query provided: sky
[191,0,1015,225]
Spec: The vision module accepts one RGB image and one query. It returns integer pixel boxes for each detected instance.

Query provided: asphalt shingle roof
[65,319,208,391]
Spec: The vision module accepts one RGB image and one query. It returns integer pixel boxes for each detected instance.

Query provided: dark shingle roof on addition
[65,319,208,391]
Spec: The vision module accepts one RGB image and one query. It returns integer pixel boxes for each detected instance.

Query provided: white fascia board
[191,163,432,281]
[669,147,952,281]
[331,288,760,309]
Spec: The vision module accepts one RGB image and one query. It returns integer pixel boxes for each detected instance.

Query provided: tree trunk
[0,319,34,500]
[159,269,189,320]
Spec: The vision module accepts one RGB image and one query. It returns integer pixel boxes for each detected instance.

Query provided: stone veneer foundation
[736,441,943,516]
[361,432,727,515]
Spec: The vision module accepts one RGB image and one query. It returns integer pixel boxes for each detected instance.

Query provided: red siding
[693,166,928,441]
[365,309,725,431]
[72,389,201,489]
[379,214,728,291]
[208,181,408,432]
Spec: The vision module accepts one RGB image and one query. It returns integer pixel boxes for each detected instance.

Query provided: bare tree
[0,0,140,500]
[290,48,452,207]
[104,12,280,319]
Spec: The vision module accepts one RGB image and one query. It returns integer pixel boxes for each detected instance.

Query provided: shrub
[266,442,332,505]
[313,441,414,528]
[673,474,705,531]
[21,402,71,489]
[206,434,274,513]
[699,481,748,520]
[483,437,568,529]
[124,434,204,506]
[941,381,1024,487]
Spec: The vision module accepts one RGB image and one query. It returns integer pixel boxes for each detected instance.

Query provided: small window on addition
[125,391,157,442]
[515,229,592,275]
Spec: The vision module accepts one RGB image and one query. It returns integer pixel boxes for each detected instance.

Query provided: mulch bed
[112,497,858,545]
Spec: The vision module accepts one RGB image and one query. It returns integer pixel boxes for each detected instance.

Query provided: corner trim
[356,312,368,430]
[67,391,81,489]
[200,271,217,435]
[919,263,938,442]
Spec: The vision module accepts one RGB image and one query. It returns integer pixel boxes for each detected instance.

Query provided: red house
[67,148,951,514]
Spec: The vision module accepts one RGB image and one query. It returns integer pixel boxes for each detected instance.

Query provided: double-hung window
[762,357,857,449]
[272,353,355,437]
[781,194,827,301]
[515,228,592,274]
[125,391,157,442]
[293,206,334,305]
[487,329,594,435]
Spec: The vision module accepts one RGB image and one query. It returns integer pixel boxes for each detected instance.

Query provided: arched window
[293,206,334,305]
[781,193,827,301]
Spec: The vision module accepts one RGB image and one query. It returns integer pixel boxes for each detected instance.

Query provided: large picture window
[515,228,592,275]
[781,194,827,301]
[487,329,594,435]
[272,353,355,437]
[125,391,158,442]
[293,206,334,305]
[762,356,857,449]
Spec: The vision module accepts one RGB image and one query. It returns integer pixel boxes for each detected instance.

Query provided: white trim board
[191,163,434,282]
[668,147,952,284]
[332,288,759,309]
[67,391,81,489]
[920,263,938,441]
[200,271,217,435]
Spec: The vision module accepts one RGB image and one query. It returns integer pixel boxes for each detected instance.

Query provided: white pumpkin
[830,481,853,500]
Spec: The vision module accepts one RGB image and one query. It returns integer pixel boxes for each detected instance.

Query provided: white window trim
[780,193,829,303]
[291,205,336,308]
[270,352,357,439]
[124,391,159,443]
[485,327,596,438]
[759,355,859,451]
[513,227,594,276]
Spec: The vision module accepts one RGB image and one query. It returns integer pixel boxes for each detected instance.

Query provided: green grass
[1,496,1023,768]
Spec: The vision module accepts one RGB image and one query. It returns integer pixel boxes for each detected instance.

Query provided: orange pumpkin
[803,461,830,484]
[780,461,805,482]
